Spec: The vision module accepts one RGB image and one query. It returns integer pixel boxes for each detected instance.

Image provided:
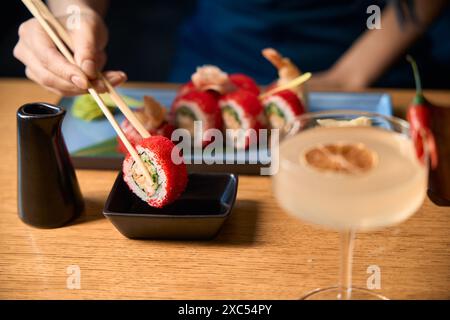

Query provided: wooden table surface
[0,79,449,300]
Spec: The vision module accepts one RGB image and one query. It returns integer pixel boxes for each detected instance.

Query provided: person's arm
[310,0,449,90]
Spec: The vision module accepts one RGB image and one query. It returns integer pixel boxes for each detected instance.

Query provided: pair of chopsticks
[21,0,152,183]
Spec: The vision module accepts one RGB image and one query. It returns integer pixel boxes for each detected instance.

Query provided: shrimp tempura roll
[262,48,308,105]
[122,136,187,208]
[262,89,305,130]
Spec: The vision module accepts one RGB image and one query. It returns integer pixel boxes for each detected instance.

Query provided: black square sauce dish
[103,172,238,240]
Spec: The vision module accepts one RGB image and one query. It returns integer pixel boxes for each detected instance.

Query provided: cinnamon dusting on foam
[302,142,378,174]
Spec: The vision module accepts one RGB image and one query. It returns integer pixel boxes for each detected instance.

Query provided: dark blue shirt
[169,0,450,88]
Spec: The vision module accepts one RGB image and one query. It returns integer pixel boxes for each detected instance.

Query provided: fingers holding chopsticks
[14,15,127,96]
[69,10,108,79]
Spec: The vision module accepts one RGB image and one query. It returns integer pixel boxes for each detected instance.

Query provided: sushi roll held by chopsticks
[20,0,188,209]
[123,136,187,208]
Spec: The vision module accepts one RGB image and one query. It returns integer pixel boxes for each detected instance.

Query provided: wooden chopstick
[21,0,153,184]
[259,72,312,99]
[31,0,150,139]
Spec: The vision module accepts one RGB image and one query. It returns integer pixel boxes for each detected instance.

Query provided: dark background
[1,1,449,88]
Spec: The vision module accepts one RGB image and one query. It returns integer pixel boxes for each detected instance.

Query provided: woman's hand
[13,9,126,96]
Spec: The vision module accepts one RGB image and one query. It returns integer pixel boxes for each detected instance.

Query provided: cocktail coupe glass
[272,111,429,300]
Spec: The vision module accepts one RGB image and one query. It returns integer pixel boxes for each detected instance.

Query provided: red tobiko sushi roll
[122,136,187,208]
[177,66,234,98]
[229,73,260,96]
[176,81,196,99]
[219,89,264,149]
[171,90,222,144]
[262,89,305,130]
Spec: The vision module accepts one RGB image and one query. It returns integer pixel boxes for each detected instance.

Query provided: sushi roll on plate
[175,65,234,99]
[219,89,264,149]
[171,90,222,145]
[229,73,260,96]
[191,65,234,94]
[262,89,305,130]
[118,120,175,154]
[176,81,196,99]
[262,48,308,105]
[122,136,187,208]
[175,67,259,98]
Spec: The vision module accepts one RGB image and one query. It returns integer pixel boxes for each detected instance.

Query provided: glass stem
[338,229,356,300]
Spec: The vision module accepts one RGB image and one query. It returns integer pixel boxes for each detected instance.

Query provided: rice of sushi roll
[122,136,187,208]
[219,89,264,149]
[171,90,222,143]
[229,73,260,96]
[262,89,305,130]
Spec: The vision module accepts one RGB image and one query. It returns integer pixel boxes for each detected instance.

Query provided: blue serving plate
[59,88,392,174]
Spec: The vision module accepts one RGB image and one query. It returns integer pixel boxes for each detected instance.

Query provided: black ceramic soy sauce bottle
[17,102,84,228]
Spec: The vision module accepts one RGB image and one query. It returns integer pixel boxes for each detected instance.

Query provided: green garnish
[265,103,285,118]
[134,152,160,192]
[222,105,241,124]
[177,106,197,119]
[72,137,118,157]
[72,93,143,121]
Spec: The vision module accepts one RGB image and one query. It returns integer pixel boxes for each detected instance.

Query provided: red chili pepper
[406,55,438,169]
